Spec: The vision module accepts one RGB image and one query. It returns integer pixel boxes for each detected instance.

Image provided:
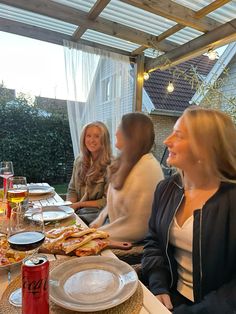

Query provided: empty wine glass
[8,205,45,307]
[0,161,14,203]
[0,161,14,180]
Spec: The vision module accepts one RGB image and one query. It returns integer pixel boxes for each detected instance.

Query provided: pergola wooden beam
[131,24,184,56]
[194,0,232,19]
[135,54,145,112]
[157,24,184,42]
[0,18,134,58]
[130,0,231,56]
[87,0,111,20]
[73,0,111,41]
[0,0,177,52]
[145,18,236,72]
[120,0,221,32]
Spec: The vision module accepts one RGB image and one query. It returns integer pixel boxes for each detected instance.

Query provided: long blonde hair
[78,121,112,186]
[109,112,155,190]
[183,106,236,182]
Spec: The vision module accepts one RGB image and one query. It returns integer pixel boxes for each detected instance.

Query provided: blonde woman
[142,107,236,313]
[91,112,164,242]
[67,121,111,224]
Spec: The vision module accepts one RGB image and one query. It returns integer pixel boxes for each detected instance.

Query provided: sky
[0,31,228,101]
[0,31,67,100]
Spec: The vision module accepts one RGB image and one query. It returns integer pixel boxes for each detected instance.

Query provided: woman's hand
[70,202,82,210]
[156,294,173,311]
[89,222,99,228]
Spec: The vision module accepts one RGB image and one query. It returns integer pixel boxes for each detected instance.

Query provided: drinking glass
[0,161,14,204]
[8,205,45,307]
[7,176,28,211]
[0,178,7,216]
[0,161,14,180]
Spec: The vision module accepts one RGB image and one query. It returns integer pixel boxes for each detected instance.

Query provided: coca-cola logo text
[22,276,48,295]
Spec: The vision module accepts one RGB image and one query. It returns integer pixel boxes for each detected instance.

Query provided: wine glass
[0,161,14,180]
[0,161,14,206]
[8,205,45,307]
[7,176,28,212]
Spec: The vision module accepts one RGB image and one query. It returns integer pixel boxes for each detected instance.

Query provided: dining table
[0,183,171,314]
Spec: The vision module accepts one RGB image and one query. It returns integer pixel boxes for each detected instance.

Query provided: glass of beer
[7,176,28,211]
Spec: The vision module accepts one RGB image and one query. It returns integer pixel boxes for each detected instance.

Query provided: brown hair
[78,121,112,186]
[183,106,236,182]
[109,112,155,190]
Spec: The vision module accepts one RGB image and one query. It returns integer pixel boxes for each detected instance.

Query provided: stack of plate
[27,205,74,222]
[28,184,55,196]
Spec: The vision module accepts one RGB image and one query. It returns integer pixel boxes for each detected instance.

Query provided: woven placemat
[0,258,143,314]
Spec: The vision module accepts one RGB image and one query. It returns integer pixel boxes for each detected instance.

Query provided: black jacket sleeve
[174,276,236,314]
[142,181,172,296]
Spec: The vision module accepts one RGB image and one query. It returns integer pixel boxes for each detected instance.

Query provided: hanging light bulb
[143,72,150,80]
[167,81,174,93]
[207,48,218,60]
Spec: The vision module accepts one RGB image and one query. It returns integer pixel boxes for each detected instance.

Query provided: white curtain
[63,40,134,157]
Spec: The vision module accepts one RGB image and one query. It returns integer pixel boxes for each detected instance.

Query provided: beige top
[92,153,164,242]
[67,156,108,209]
[169,216,194,302]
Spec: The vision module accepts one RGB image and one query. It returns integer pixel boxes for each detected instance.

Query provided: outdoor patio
[1,2,236,314]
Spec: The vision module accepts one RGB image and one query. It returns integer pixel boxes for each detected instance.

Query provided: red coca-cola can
[22,255,49,314]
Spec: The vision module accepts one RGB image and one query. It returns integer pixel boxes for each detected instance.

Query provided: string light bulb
[167,81,174,93]
[207,48,218,60]
[143,72,150,80]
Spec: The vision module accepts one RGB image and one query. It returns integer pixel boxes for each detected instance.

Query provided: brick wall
[150,114,179,161]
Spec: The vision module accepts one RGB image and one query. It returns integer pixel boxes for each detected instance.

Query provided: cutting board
[39,240,132,256]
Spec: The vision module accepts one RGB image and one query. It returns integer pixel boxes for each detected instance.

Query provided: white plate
[28,185,54,196]
[27,206,74,222]
[50,256,138,312]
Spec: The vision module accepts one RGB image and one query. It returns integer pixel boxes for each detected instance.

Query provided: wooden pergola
[0,0,236,111]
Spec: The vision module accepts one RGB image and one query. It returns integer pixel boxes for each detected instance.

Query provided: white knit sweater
[91,153,164,242]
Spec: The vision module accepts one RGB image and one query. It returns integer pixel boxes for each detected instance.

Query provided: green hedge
[0,90,73,184]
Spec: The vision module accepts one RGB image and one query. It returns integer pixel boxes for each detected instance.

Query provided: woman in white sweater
[90,112,164,242]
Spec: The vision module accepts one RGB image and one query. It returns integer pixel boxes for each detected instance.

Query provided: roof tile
[144,55,216,112]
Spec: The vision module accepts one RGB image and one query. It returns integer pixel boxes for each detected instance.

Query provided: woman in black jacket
[142,107,236,314]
